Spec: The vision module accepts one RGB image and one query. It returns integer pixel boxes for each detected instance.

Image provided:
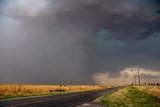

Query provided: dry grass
[0,84,112,100]
[135,86,160,99]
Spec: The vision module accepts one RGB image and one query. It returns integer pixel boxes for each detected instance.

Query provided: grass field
[100,86,160,107]
[0,84,111,100]
[136,85,160,99]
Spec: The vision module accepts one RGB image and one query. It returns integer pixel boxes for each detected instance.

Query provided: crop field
[0,84,111,100]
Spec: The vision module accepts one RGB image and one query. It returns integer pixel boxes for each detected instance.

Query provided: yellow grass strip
[135,86,160,99]
[0,84,112,100]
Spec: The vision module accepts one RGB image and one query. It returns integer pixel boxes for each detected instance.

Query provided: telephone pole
[131,68,141,86]
[133,75,136,85]
[137,68,141,86]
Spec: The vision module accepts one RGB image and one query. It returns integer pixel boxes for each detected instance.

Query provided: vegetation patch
[100,86,160,107]
[0,84,111,100]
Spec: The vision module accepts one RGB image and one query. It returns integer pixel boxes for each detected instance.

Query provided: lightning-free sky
[0,0,160,85]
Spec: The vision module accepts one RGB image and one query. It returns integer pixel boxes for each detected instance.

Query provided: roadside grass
[100,86,160,107]
[0,91,68,100]
[0,84,112,100]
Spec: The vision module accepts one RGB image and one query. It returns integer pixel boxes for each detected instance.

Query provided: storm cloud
[0,0,160,84]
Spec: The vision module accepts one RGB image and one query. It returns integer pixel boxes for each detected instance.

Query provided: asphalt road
[0,87,119,107]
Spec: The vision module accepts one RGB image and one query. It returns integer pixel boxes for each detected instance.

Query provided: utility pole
[131,69,137,85]
[134,75,136,85]
[131,68,141,86]
[137,68,141,86]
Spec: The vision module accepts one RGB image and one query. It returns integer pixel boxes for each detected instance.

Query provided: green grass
[0,91,68,100]
[100,86,160,107]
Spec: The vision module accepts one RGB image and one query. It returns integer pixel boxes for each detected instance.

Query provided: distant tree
[18,84,21,92]
[156,83,159,86]
[151,83,155,85]
[59,84,66,87]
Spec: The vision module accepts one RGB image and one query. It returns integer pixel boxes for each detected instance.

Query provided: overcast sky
[0,0,160,85]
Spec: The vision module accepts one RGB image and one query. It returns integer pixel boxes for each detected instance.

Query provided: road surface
[0,87,119,107]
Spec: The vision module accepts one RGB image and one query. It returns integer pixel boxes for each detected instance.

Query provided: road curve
[0,87,120,107]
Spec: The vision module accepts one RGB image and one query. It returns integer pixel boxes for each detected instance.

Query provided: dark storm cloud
[54,0,160,39]
[0,0,160,84]
[0,0,5,12]
[46,0,160,76]
[155,0,160,13]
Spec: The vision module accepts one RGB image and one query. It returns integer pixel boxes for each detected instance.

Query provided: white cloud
[93,68,160,85]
